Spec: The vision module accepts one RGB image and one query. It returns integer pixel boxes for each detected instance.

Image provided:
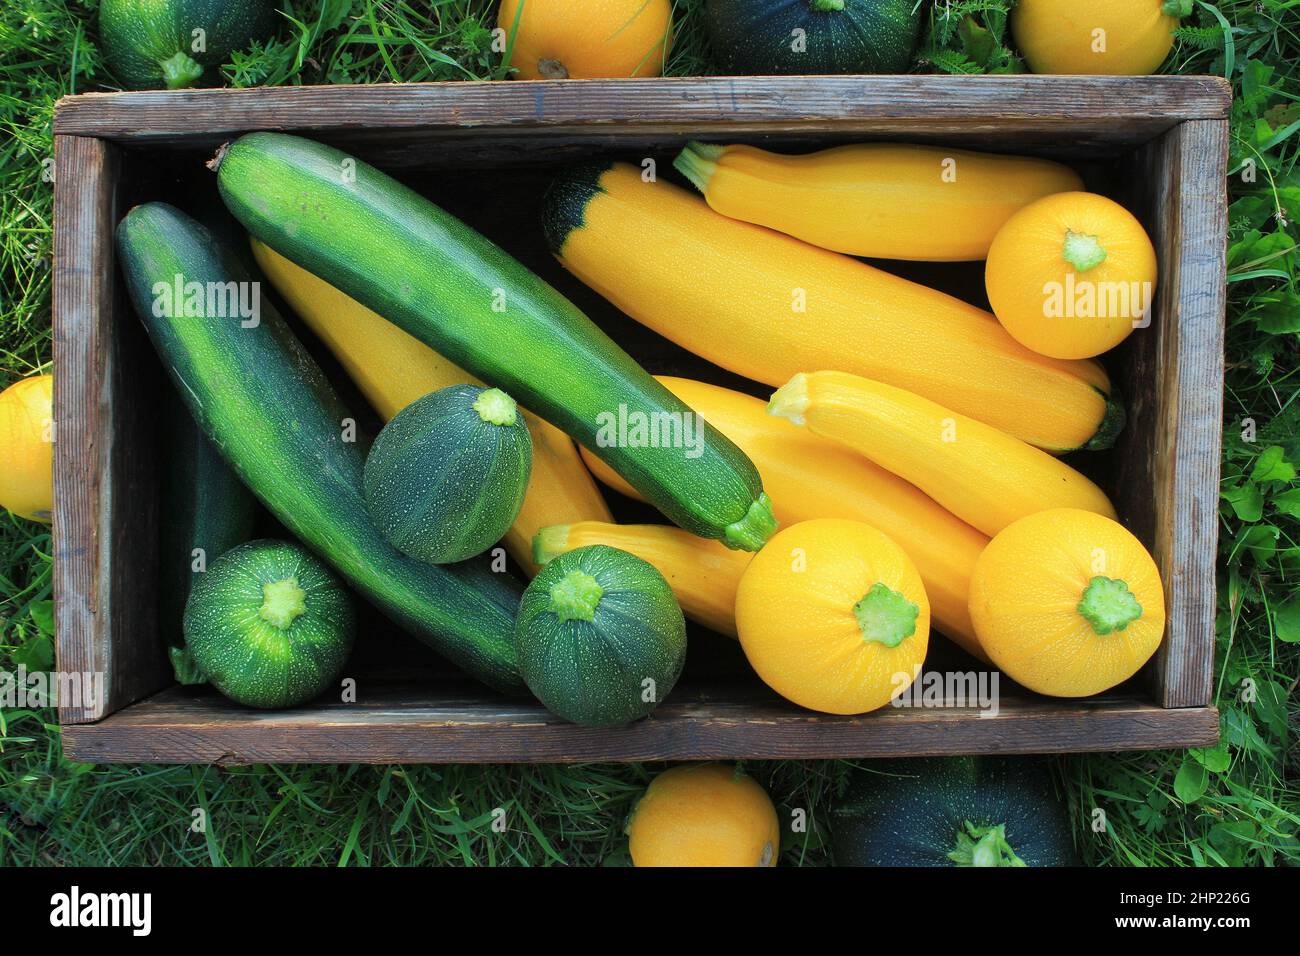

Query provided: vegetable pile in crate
[51,77,1228,761]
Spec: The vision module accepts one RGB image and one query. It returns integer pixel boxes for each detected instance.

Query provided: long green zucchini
[213,132,776,551]
[117,202,525,694]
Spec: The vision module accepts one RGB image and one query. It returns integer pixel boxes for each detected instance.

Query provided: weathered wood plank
[53,76,1231,145]
[1118,120,1228,709]
[61,682,1220,764]
[53,135,168,723]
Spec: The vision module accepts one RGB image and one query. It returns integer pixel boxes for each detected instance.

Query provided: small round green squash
[515,545,687,727]
[183,539,355,709]
[100,0,279,90]
[705,0,921,76]
[364,385,533,566]
[830,757,1079,867]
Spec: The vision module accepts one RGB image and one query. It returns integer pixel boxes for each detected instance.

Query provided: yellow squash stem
[534,521,752,638]
[768,371,1116,539]
[251,239,612,575]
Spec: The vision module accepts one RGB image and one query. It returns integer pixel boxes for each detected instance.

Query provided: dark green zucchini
[100,0,278,90]
[514,545,686,727]
[184,539,354,708]
[831,757,1079,867]
[117,202,525,694]
[213,132,776,552]
[705,0,921,76]
[364,385,533,565]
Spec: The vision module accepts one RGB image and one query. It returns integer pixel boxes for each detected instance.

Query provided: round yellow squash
[986,191,1158,359]
[735,519,929,715]
[1011,0,1186,76]
[0,374,54,522]
[498,0,674,79]
[969,508,1166,697]
[628,764,780,867]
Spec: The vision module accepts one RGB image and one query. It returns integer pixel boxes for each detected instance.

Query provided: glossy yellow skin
[252,240,612,575]
[578,376,989,659]
[1012,0,1180,76]
[986,191,1159,359]
[556,164,1112,452]
[687,142,1084,261]
[0,374,54,522]
[770,370,1116,539]
[969,509,1166,696]
[736,519,929,716]
[498,0,673,79]
[536,521,750,638]
[629,764,780,867]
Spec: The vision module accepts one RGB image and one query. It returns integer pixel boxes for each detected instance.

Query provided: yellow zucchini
[674,142,1084,262]
[768,370,1117,539]
[251,239,613,575]
[545,163,1122,452]
[578,376,989,659]
[534,521,751,638]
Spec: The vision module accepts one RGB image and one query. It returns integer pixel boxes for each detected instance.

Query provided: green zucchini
[100,0,278,90]
[514,545,687,726]
[184,539,354,708]
[830,757,1079,867]
[160,402,257,645]
[116,202,525,694]
[364,385,533,565]
[213,132,776,552]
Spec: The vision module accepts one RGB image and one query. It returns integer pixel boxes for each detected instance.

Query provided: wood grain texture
[61,681,1220,765]
[53,76,1231,151]
[53,135,168,723]
[1117,121,1228,709]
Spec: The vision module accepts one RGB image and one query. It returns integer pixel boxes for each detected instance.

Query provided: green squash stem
[260,577,308,630]
[549,570,603,623]
[160,51,204,89]
[1062,229,1107,272]
[673,141,726,195]
[473,387,518,426]
[723,493,778,551]
[810,0,847,11]
[853,582,919,648]
[949,822,1027,867]
[1077,576,1143,635]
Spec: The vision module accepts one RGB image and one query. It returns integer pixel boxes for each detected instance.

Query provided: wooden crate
[52,76,1229,764]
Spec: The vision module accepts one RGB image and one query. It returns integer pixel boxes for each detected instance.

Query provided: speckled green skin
[215,132,774,551]
[364,385,533,565]
[830,757,1080,867]
[160,402,257,645]
[705,0,921,76]
[100,0,277,89]
[514,546,686,727]
[117,203,526,694]
[183,539,353,708]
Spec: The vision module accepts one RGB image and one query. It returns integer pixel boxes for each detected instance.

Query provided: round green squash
[830,757,1079,867]
[704,0,921,76]
[100,0,278,90]
[183,539,355,709]
[364,385,533,566]
[515,545,687,727]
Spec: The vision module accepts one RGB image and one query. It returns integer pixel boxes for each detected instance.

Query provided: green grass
[1,0,1296,866]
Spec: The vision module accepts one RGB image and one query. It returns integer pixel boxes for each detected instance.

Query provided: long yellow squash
[251,239,613,575]
[769,370,1117,539]
[547,163,1121,453]
[578,376,989,659]
[674,142,1084,262]
[534,521,751,638]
